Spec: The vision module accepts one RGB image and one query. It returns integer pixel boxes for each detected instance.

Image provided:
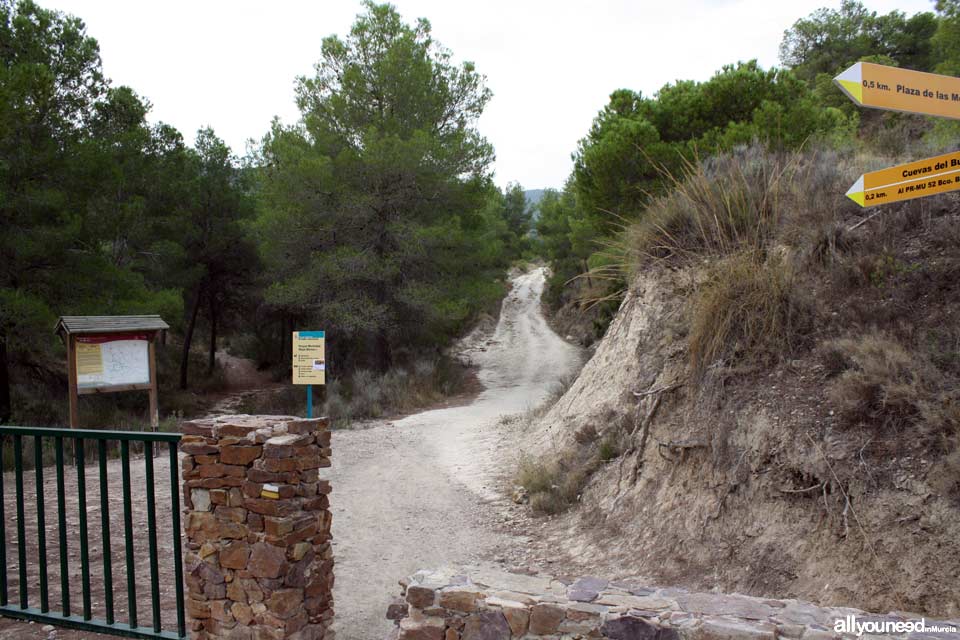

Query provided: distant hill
[524,189,547,208]
[524,189,548,222]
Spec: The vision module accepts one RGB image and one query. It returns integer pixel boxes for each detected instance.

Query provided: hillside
[513,146,960,619]
[524,189,547,208]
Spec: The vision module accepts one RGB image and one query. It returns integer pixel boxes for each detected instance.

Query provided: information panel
[292,331,326,385]
[75,333,151,389]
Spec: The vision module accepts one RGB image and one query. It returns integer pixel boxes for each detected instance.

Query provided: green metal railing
[0,426,185,639]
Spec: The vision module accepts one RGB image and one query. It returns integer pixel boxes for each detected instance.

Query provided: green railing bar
[34,436,48,613]
[0,437,7,607]
[55,437,69,617]
[143,452,161,632]
[120,440,137,629]
[13,435,26,609]
[168,442,185,639]
[98,440,114,624]
[75,438,91,621]
[0,605,184,640]
[0,426,180,443]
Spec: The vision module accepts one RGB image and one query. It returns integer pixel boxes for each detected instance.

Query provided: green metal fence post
[34,436,48,613]
[98,439,114,624]
[75,437,91,620]
[168,442,185,639]
[120,439,137,629]
[143,451,161,632]
[0,437,7,607]
[13,435,26,609]
[55,436,69,617]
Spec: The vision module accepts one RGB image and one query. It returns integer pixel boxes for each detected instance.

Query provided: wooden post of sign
[307,384,313,418]
[148,338,159,429]
[66,334,79,429]
[147,337,160,457]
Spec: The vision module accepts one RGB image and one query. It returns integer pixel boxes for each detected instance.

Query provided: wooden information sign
[55,315,168,429]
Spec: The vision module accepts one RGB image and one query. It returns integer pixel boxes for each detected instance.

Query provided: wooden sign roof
[55,315,169,336]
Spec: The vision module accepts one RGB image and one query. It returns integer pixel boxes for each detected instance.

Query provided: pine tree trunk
[374,329,391,373]
[179,285,204,390]
[277,316,284,364]
[207,294,218,376]
[0,333,10,424]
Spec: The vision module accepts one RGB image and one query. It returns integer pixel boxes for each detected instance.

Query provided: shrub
[517,452,593,515]
[598,429,625,461]
[825,332,960,436]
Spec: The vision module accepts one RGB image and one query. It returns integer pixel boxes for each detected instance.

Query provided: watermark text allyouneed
[835,614,959,636]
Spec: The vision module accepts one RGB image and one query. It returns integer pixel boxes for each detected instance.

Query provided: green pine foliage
[254,2,522,373]
[3,0,960,424]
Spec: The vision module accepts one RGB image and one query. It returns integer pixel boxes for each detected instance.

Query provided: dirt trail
[208,351,282,415]
[329,267,583,639]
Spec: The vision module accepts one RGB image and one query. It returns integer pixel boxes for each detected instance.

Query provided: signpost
[292,330,326,418]
[845,150,960,207]
[834,61,960,120]
[836,62,960,208]
[55,315,168,429]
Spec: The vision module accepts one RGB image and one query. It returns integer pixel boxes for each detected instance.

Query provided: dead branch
[778,482,824,494]
[628,393,663,485]
[842,494,851,539]
[633,381,684,398]
[657,439,707,461]
[847,209,884,232]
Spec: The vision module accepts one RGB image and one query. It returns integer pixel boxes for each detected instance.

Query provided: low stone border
[386,568,959,640]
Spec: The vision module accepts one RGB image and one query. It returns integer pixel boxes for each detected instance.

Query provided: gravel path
[329,267,583,639]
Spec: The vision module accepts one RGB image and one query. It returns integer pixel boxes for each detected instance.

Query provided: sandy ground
[0,267,584,640]
[329,267,583,639]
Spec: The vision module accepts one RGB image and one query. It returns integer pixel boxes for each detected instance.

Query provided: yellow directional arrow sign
[834,62,960,120]
[846,150,960,207]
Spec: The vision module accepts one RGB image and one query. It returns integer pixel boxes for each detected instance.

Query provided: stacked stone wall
[181,415,334,640]
[387,569,959,640]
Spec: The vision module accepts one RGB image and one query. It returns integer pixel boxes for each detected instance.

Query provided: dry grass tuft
[624,146,785,264]
[688,252,813,373]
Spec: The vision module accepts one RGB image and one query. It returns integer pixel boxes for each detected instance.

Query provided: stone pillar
[180,415,334,640]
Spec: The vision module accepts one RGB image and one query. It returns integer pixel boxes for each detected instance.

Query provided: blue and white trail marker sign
[292,330,325,418]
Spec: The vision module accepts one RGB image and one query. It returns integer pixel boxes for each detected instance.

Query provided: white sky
[49,0,935,189]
